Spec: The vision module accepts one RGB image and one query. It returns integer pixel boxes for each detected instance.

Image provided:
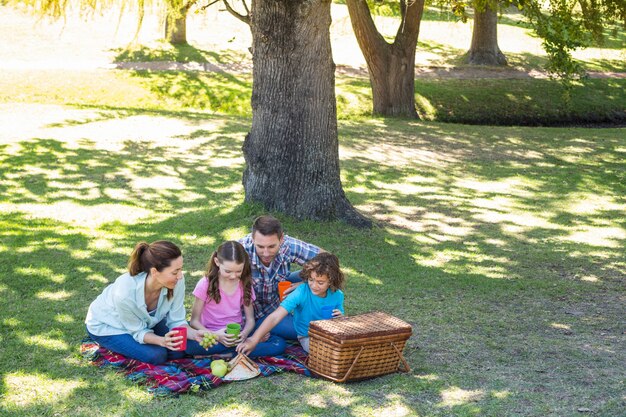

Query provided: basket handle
[313,343,410,382]
[391,342,411,373]
[312,346,365,383]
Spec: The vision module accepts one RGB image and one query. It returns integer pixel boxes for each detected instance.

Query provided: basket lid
[309,311,412,341]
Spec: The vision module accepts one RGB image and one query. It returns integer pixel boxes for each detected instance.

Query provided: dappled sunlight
[306,391,354,408]
[54,314,74,323]
[372,180,441,196]
[221,227,249,241]
[456,177,534,196]
[45,114,225,150]
[551,323,571,330]
[340,142,459,167]
[414,373,440,381]
[0,201,152,228]
[438,386,485,407]
[36,290,73,300]
[2,373,86,407]
[3,317,20,326]
[365,402,412,416]
[561,226,625,248]
[472,208,558,231]
[416,250,511,279]
[491,390,511,399]
[566,194,625,215]
[132,175,186,190]
[15,266,65,283]
[23,334,69,351]
[580,275,599,283]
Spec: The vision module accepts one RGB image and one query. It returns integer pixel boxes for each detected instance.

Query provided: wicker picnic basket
[307,311,413,382]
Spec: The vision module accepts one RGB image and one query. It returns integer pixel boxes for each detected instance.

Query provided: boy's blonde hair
[300,252,345,291]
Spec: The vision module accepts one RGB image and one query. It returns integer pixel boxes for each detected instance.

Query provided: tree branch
[222,0,250,25]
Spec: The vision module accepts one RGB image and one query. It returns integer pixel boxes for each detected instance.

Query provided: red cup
[172,326,188,351]
[278,281,291,301]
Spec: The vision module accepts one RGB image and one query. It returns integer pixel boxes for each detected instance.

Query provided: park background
[0,2,624,416]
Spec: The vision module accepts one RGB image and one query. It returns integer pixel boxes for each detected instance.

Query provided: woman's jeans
[185,334,287,358]
[86,319,185,365]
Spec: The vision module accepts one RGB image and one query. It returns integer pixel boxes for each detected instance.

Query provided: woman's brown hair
[128,240,182,300]
[204,241,253,305]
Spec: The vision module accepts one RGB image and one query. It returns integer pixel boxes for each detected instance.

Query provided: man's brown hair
[252,215,283,237]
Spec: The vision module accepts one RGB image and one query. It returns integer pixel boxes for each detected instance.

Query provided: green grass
[2,69,624,125]
[0,4,624,415]
[1,103,624,416]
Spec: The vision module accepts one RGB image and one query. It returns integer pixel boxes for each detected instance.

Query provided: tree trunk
[466,5,507,65]
[164,2,190,45]
[243,0,371,227]
[346,0,425,118]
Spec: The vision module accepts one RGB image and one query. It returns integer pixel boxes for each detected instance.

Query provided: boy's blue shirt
[279,283,344,337]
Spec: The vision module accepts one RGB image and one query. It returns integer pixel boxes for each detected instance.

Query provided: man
[239,215,323,339]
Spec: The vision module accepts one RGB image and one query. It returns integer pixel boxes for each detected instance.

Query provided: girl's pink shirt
[192,277,256,331]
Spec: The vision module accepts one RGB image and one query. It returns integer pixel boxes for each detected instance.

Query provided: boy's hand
[331,309,343,318]
[236,338,258,356]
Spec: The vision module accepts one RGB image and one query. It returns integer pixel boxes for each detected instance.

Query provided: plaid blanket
[81,339,311,397]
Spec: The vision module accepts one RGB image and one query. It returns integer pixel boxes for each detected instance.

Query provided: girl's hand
[331,309,343,318]
[191,328,207,343]
[163,329,184,351]
[216,328,238,347]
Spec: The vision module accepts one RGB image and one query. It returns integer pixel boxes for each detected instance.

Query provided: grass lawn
[0,3,624,416]
[0,103,624,416]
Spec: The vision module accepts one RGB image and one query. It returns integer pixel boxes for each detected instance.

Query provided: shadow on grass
[128,70,252,116]
[111,44,249,65]
[0,112,624,415]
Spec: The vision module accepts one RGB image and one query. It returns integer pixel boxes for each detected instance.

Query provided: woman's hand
[163,329,185,351]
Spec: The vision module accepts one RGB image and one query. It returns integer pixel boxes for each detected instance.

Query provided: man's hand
[284,281,302,295]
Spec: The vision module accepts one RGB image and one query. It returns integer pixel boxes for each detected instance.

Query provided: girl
[237,252,345,354]
[186,241,286,358]
[86,241,203,365]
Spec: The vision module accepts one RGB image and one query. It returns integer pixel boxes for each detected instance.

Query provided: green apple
[211,359,228,377]
[211,361,228,377]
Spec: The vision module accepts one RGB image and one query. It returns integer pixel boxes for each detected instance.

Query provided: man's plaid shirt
[239,233,320,320]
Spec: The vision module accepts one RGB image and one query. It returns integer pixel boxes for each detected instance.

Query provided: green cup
[226,323,241,338]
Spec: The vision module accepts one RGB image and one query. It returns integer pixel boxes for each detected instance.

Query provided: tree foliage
[448,0,625,80]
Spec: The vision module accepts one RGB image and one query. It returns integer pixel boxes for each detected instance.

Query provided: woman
[85,240,202,364]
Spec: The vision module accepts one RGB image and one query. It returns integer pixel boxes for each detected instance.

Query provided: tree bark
[346,0,425,118]
[466,5,507,65]
[164,1,192,44]
[243,0,371,227]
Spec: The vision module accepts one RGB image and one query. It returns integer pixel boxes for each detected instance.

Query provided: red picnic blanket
[81,339,311,397]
